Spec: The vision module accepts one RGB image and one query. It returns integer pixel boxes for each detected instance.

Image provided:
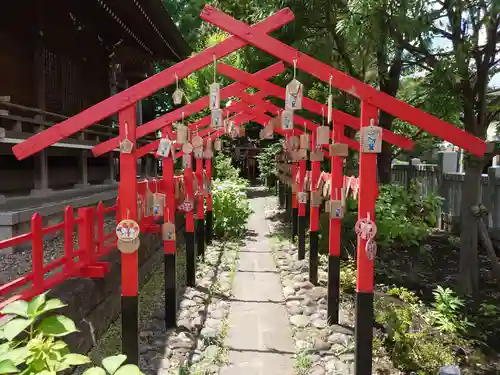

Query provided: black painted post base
[285,187,291,221]
[309,231,318,285]
[121,295,139,365]
[278,182,285,208]
[205,211,213,245]
[354,291,374,375]
[292,207,298,241]
[164,254,177,329]
[185,231,196,287]
[327,255,340,324]
[298,215,306,260]
[196,219,205,259]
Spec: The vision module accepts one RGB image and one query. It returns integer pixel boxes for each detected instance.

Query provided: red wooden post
[184,154,196,286]
[297,158,307,259]
[195,156,205,259]
[291,162,298,240]
[355,102,379,375]
[77,207,91,265]
[205,158,213,245]
[162,136,177,329]
[118,105,139,366]
[96,202,105,257]
[309,132,320,285]
[31,213,44,292]
[63,206,74,275]
[328,121,345,324]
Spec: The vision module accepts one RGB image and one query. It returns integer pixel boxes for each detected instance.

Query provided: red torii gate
[196,7,486,375]
[10,6,487,375]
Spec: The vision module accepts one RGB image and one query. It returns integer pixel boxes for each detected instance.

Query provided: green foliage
[256,141,283,183]
[427,286,474,335]
[212,180,252,239]
[334,182,443,254]
[339,259,357,294]
[0,294,143,375]
[213,152,242,183]
[375,286,472,374]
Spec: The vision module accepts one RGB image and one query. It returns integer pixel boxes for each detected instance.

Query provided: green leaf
[38,371,56,375]
[61,354,91,366]
[0,346,30,366]
[51,341,67,351]
[114,364,143,375]
[82,367,106,375]
[40,299,67,315]
[27,293,47,317]
[0,344,9,356]
[102,355,127,374]
[1,318,32,341]
[0,302,29,318]
[37,315,77,337]
[0,359,18,374]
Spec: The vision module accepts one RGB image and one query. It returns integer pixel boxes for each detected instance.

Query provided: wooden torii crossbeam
[9,5,488,374]
[92,63,286,157]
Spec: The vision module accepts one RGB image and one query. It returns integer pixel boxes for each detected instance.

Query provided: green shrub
[0,293,143,375]
[375,286,473,374]
[212,179,252,239]
[213,153,241,182]
[322,182,443,256]
[256,141,283,184]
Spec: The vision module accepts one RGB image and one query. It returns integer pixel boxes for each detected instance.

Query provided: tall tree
[393,0,500,295]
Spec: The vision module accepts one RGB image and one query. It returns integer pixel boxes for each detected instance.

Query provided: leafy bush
[329,182,443,255]
[0,293,143,375]
[212,179,252,239]
[375,286,473,374]
[256,141,283,184]
[213,152,242,183]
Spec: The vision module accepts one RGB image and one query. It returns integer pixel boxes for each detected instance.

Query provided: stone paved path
[220,189,295,375]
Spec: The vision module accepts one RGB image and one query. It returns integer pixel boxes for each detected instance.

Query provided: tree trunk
[459,160,483,296]
[377,111,395,184]
[377,142,392,183]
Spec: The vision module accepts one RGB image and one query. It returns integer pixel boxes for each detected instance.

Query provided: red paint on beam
[91,63,285,157]
[202,8,485,156]
[218,63,412,151]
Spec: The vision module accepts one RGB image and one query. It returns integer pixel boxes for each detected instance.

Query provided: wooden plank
[201,5,486,156]
[91,62,285,156]
[13,10,294,160]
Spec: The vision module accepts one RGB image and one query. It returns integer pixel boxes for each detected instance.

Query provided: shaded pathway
[220,188,295,374]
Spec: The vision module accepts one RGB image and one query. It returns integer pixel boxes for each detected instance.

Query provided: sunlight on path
[219,188,295,375]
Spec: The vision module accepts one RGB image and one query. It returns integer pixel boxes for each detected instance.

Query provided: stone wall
[48,213,187,356]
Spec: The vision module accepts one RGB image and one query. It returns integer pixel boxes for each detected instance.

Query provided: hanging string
[124,121,129,139]
[213,55,217,83]
[293,58,297,79]
[175,73,179,90]
[328,74,332,96]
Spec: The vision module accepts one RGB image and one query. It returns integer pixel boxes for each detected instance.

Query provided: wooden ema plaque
[326,200,344,219]
[162,222,176,241]
[310,190,322,207]
[330,143,349,157]
[299,133,310,149]
[117,237,140,254]
[310,149,324,162]
[176,125,187,143]
[297,191,308,204]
